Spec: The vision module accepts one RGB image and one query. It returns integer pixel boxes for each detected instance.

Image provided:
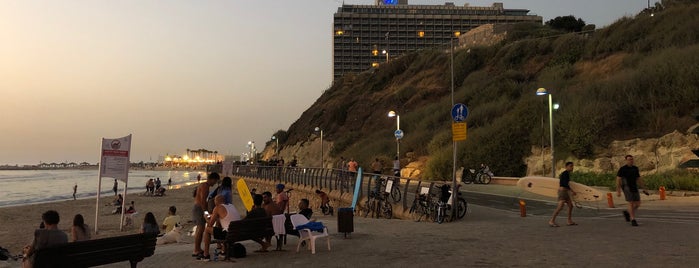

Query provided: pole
[320,130,324,168]
[450,38,458,220]
[119,183,127,231]
[396,115,400,159]
[541,115,545,176]
[94,173,102,234]
[385,32,389,63]
[548,94,555,178]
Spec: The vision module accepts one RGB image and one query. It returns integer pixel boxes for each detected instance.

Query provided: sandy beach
[0,183,203,254]
[2,180,699,267]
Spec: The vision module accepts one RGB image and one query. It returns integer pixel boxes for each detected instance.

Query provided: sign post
[451,103,468,221]
[95,134,132,233]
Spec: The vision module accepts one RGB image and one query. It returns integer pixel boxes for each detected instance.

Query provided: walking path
[95,184,699,268]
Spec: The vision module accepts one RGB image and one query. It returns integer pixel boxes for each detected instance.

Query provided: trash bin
[337,207,354,238]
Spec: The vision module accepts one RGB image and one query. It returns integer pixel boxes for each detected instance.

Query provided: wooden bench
[215,217,274,258]
[33,233,157,268]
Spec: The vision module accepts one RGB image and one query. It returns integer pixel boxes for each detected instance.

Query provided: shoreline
[0,182,202,255]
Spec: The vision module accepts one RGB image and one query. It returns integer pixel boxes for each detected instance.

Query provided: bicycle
[376,176,401,203]
[433,184,452,224]
[408,189,435,222]
[462,167,492,184]
[363,191,393,219]
[452,184,468,220]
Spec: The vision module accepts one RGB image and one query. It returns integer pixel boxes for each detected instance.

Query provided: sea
[0,169,203,208]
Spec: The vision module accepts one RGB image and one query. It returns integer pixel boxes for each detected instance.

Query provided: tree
[545,15,586,32]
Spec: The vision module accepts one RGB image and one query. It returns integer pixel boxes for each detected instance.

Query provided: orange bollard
[606,192,615,208]
[519,200,526,217]
[659,186,666,200]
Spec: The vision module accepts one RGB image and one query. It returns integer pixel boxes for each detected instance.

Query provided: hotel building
[332,1,542,79]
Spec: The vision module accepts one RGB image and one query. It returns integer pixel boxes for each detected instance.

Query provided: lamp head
[271,136,276,140]
[314,127,321,132]
[536,88,548,96]
[382,50,387,55]
[388,111,397,118]
[553,104,560,110]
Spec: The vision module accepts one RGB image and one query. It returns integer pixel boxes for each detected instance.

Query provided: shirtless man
[262,191,283,216]
[202,195,241,260]
[192,172,219,258]
[274,184,289,214]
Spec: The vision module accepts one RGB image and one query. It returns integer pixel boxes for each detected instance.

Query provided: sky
[0,0,650,165]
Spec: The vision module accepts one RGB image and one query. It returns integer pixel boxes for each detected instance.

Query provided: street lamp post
[271,136,279,158]
[314,127,323,168]
[536,88,555,178]
[247,141,256,165]
[388,111,400,159]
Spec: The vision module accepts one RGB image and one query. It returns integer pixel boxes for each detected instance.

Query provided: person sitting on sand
[70,214,91,242]
[23,210,68,267]
[161,206,181,233]
[141,212,160,235]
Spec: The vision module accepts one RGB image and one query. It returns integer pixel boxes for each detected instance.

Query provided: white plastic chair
[290,214,330,254]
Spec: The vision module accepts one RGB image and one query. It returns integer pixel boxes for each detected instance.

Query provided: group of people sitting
[21,207,167,268]
[192,172,316,262]
[145,178,166,196]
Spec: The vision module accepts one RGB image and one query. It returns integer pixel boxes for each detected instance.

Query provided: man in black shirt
[616,155,648,226]
[549,162,577,227]
[245,194,271,252]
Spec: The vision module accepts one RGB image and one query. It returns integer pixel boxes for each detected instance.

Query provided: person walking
[72,183,78,200]
[113,179,118,196]
[616,155,648,227]
[548,162,577,227]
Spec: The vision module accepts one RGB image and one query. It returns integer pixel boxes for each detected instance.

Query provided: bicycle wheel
[381,201,393,219]
[391,186,401,203]
[456,198,467,219]
[409,201,420,222]
[363,198,374,218]
[463,175,473,184]
[480,173,492,184]
[436,204,445,224]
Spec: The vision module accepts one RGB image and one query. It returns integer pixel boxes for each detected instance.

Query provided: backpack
[231,243,246,258]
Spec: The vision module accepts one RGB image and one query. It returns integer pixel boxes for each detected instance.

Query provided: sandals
[548,222,560,227]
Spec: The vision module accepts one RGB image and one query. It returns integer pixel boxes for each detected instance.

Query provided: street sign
[451,103,468,122]
[452,122,467,141]
[394,129,404,139]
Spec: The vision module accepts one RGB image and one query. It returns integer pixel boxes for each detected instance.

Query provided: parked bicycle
[452,184,468,220]
[408,188,435,222]
[363,191,392,219]
[461,165,493,184]
[376,176,401,203]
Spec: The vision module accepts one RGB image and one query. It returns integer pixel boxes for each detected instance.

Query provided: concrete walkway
[92,184,699,268]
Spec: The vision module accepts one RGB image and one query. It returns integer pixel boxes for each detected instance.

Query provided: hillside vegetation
[279,0,699,179]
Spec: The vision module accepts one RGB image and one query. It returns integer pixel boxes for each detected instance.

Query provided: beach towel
[295,221,324,232]
[272,214,286,235]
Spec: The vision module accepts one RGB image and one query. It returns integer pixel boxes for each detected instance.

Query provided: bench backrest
[33,233,157,268]
[226,216,274,242]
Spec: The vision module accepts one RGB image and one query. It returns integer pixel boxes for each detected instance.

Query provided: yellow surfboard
[236,178,254,211]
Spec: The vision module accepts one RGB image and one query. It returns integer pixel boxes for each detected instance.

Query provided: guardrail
[209,164,510,219]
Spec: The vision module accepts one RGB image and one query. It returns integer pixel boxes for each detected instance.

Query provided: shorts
[192,205,206,226]
[557,189,572,202]
[622,187,641,202]
[213,227,227,240]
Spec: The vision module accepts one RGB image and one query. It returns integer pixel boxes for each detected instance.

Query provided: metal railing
[211,164,446,215]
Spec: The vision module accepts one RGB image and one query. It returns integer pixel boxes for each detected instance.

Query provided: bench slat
[34,233,157,268]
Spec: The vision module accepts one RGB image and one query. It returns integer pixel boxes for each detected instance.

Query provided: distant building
[332,1,542,79]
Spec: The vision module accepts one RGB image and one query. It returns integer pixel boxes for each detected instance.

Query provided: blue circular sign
[451,103,468,122]
[394,129,404,139]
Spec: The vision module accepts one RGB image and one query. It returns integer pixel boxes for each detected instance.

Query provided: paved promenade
[91,184,699,268]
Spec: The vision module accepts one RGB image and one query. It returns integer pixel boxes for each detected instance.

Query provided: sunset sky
[0,0,649,165]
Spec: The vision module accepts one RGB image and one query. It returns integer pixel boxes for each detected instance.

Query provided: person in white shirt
[201,195,241,260]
